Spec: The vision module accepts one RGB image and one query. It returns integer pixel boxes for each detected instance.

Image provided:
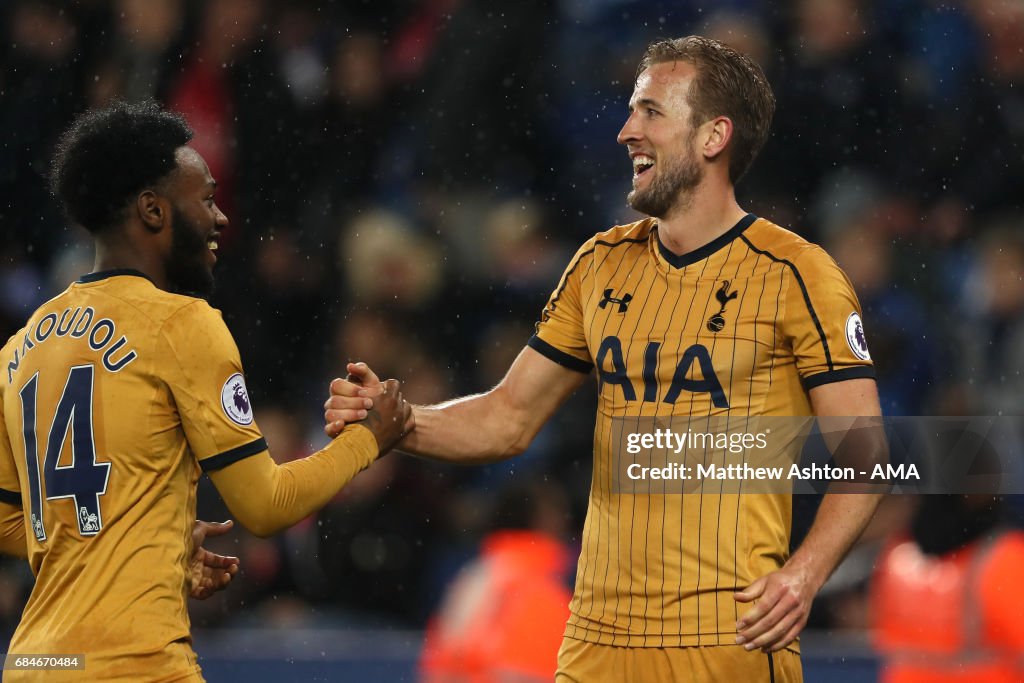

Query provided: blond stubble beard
[626,132,703,219]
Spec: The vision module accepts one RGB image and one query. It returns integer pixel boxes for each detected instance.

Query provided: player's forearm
[210,425,378,537]
[798,381,887,588]
[257,428,377,533]
[786,491,883,590]
[400,389,532,464]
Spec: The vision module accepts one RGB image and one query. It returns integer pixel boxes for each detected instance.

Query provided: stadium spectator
[420,480,573,683]
[871,494,1024,683]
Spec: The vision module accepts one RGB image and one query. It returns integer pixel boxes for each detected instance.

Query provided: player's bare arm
[735,377,885,653]
[208,380,411,537]
[324,347,587,464]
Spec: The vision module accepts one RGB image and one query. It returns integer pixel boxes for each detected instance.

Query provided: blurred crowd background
[1,0,1022,667]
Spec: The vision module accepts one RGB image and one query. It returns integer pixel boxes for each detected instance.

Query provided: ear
[137,190,168,233]
[701,116,733,162]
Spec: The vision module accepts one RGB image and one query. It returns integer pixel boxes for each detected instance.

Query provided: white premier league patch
[845,312,871,361]
[221,373,254,425]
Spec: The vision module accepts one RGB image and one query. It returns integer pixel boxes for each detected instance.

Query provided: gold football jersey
[0,270,267,680]
[530,214,874,647]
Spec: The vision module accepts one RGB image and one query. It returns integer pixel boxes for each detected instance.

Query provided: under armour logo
[706,280,739,332]
[599,288,633,313]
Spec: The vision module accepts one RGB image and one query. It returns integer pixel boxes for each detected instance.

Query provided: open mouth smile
[632,154,655,177]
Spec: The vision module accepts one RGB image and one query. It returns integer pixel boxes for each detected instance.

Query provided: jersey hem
[563,627,801,653]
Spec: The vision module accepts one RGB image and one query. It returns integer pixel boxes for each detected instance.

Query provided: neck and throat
[92,232,169,290]
[653,178,748,258]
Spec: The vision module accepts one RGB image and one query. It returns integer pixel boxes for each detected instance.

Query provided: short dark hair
[50,100,193,233]
[638,36,775,184]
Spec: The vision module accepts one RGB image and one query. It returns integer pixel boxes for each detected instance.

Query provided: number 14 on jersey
[18,365,111,540]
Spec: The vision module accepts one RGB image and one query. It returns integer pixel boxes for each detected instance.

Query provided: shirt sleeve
[783,245,876,389]
[207,424,379,537]
[157,301,266,470]
[0,380,22,507]
[0,381,27,557]
[527,240,594,373]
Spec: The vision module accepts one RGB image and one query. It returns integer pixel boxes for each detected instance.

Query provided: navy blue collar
[77,268,154,284]
[656,213,758,269]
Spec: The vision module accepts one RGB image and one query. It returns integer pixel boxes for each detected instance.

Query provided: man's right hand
[325,362,413,451]
[324,362,385,438]
[361,378,413,453]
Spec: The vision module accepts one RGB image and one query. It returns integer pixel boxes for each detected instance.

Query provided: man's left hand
[733,564,819,652]
[189,519,240,600]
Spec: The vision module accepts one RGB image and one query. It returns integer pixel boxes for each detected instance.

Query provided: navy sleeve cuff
[802,366,876,390]
[200,437,268,473]
[527,335,593,374]
[0,488,21,506]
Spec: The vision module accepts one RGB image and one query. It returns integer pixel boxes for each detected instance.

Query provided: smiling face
[617,61,706,219]
[162,147,228,297]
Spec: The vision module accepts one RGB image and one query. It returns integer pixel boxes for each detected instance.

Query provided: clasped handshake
[323,362,415,453]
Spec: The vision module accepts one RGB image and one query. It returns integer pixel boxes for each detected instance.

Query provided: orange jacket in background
[420,530,572,683]
[871,530,1024,683]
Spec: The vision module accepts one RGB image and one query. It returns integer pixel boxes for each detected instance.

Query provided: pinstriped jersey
[0,270,268,679]
[528,214,874,647]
